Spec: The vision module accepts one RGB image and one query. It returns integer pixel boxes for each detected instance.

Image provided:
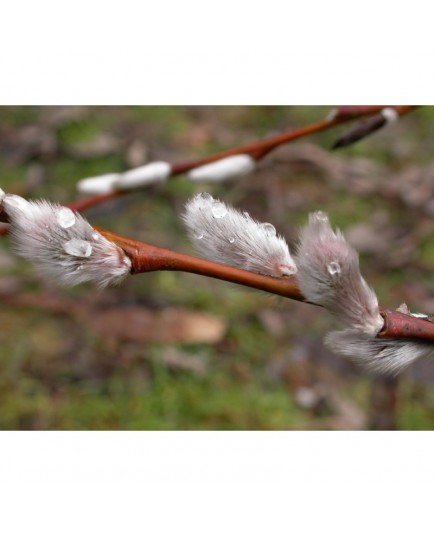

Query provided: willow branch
[98,227,434,344]
[69,105,418,213]
[0,105,418,236]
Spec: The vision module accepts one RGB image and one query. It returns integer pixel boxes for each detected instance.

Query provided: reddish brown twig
[2,200,434,344]
[379,307,434,341]
[97,227,305,301]
[332,106,407,121]
[98,227,434,344]
[169,108,381,172]
[69,105,418,214]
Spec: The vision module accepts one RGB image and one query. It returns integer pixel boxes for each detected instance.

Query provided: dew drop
[228,237,235,244]
[261,222,276,237]
[92,232,100,241]
[198,192,213,202]
[63,239,92,258]
[56,207,76,228]
[197,192,214,210]
[327,261,341,275]
[211,201,227,219]
[197,192,214,209]
[314,211,329,222]
[194,229,204,239]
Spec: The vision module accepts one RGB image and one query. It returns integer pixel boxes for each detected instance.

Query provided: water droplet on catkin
[63,239,92,258]
[327,261,341,275]
[228,237,235,244]
[194,229,204,239]
[313,211,329,223]
[261,222,276,237]
[211,201,227,219]
[56,207,76,228]
[197,192,213,206]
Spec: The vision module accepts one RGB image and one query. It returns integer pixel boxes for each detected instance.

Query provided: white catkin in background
[76,173,121,195]
[187,155,256,182]
[1,194,131,287]
[77,162,172,194]
[183,192,296,277]
[116,161,171,190]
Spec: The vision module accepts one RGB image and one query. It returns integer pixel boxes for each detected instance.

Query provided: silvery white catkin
[76,173,121,195]
[1,194,131,287]
[325,329,434,375]
[295,211,383,335]
[77,162,172,194]
[295,211,434,374]
[116,162,171,190]
[187,155,256,183]
[183,192,297,277]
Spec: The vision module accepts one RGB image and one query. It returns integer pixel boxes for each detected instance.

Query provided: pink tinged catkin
[295,211,434,374]
[182,193,297,277]
[325,329,434,375]
[295,211,383,335]
[1,194,131,288]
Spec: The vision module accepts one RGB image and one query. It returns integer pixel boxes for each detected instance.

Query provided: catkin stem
[100,227,434,343]
[98,228,305,301]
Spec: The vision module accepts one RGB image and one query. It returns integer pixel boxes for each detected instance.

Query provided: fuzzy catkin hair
[294,211,434,374]
[2,194,131,287]
[325,329,434,375]
[183,193,296,277]
[295,211,383,335]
